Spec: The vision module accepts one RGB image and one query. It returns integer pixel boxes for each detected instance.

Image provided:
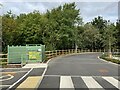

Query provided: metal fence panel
[8,45,45,64]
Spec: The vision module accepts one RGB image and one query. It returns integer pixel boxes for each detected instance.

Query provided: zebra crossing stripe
[81,76,103,88]
[60,76,74,89]
[102,77,120,88]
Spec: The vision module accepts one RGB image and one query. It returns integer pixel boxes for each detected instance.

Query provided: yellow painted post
[59,50,60,55]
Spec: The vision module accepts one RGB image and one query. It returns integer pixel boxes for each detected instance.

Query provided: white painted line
[102,77,120,88]
[12,71,28,73]
[44,75,61,77]
[38,65,48,87]
[60,76,74,89]
[0,74,14,81]
[0,71,28,74]
[0,85,11,87]
[7,68,33,90]
[0,75,9,79]
[81,76,103,88]
[98,56,120,66]
[42,68,47,77]
[44,75,119,78]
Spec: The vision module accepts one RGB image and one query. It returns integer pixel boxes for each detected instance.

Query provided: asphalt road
[39,53,120,89]
[1,53,119,89]
[1,68,45,90]
[45,53,119,76]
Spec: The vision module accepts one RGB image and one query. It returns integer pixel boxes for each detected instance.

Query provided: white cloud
[0,0,119,2]
[25,2,47,13]
[0,1,118,23]
[76,2,118,23]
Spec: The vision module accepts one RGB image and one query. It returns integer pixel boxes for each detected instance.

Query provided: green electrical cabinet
[8,44,45,64]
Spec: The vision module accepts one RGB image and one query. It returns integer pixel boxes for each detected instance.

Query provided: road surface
[1,53,120,90]
[39,53,119,89]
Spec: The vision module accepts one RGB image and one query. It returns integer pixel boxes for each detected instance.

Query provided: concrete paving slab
[22,63,47,68]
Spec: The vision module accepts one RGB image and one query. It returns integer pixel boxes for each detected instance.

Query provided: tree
[2,3,118,53]
[43,2,82,50]
[91,16,107,34]
[2,12,17,52]
[103,21,116,58]
[116,20,120,49]
[82,23,101,50]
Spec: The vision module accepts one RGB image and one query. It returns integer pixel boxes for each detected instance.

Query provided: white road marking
[38,65,48,87]
[60,76,74,89]
[0,75,9,79]
[81,76,103,88]
[0,85,11,87]
[0,70,28,74]
[98,56,120,66]
[42,68,47,77]
[102,77,120,88]
[44,75,119,77]
[0,74,14,81]
[7,68,33,90]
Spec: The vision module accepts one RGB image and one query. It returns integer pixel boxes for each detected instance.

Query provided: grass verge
[100,54,120,64]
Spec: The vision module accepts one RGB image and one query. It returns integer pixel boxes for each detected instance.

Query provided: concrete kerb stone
[98,56,120,66]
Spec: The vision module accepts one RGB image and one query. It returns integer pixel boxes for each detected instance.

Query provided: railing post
[51,51,53,58]
[66,50,67,55]
[104,49,105,52]
[69,49,70,54]
[56,50,57,57]
[58,50,60,56]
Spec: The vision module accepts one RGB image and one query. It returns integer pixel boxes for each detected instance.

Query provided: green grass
[113,55,120,57]
[100,54,120,64]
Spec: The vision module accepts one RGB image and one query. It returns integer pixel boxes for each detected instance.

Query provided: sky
[0,0,119,23]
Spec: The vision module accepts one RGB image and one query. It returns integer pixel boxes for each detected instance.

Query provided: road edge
[98,56,120,66]
[46,52,100,64]
[7,68,33,90]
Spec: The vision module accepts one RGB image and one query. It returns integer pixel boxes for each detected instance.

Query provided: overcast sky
[0,0,119,23]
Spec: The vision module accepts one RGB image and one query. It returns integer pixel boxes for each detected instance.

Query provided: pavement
[0,68,45,90]
[0,52,120,90]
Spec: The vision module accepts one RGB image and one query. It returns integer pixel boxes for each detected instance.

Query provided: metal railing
[45,49,105,60]
[0,54,8,64]
[0,49,119,64]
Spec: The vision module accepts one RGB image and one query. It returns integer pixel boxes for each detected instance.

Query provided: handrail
[0,54,8,60]
[0,54,8,65]
[0,49,119,64]
[0,54,8,56]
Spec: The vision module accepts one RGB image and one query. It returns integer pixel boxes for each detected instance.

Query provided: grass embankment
[100,54,120,64]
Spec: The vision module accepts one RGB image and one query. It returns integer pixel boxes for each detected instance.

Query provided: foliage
[2,3,119,52]
[100,54,120,64]
[116,20,120,49]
